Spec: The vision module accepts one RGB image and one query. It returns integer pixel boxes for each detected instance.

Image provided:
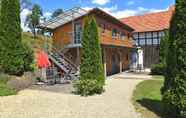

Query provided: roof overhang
[39,7,88,30]
[39,7,134,32]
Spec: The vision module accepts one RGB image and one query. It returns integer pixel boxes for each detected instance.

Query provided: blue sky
[21,0,175,30]
[30,0,175,17]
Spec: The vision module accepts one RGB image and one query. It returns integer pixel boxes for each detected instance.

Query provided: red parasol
[36,50,51,68]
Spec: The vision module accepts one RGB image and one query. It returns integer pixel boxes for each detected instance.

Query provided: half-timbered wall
[132,31,165,67]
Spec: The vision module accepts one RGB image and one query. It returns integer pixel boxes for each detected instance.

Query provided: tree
[0,0,1,22]
[0,0,33,75]
[159,31,169,66]
[25,4,42,38]
[52,8,63,18]
[74,16,105,96]
[162,0,186,117]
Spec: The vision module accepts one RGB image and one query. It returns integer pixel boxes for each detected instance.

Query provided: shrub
[73,79,103,96]
[0,73,17,96]
[0,73,10,84]
[151,63,165,75]
[22,42,35,72]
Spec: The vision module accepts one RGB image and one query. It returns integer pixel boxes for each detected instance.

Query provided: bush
[0,73,10,84]
[151,63,165,75]
[73,79,104,96]
[22,42,35,72]
[0,73,17,96]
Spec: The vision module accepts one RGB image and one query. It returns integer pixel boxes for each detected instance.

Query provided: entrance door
[111,54,120,75]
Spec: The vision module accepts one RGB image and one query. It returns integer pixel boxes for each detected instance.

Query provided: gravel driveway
[0,78,142,118]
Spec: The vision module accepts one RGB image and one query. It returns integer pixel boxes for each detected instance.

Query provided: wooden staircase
[47,48,79,83]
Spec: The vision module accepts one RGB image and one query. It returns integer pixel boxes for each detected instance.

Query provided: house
[121,6,174,68]
[40,7,135,78]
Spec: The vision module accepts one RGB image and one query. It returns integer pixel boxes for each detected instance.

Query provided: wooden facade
[51,8,134,76]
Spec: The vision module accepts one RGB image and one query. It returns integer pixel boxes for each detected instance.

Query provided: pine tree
[162,0,186,117]
[0,0,33,75]
[74,16,105,96]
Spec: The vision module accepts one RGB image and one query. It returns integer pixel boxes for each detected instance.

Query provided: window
[112,28,117,39]
[153,38,158,45]
[74,23,82,44]
[139,39,145,45]
[120,32,126,40]
[139,33,145,38]
[147,39,152,45]
[100,24,106,33]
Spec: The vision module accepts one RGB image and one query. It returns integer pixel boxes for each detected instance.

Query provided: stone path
[0,74,145,118]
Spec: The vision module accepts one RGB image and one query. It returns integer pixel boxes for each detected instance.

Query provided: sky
[21,0,175,30]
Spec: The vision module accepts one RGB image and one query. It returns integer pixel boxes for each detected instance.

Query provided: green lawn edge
[132,76,164,118]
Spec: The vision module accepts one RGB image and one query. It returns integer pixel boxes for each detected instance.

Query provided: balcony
[67,31,82,48]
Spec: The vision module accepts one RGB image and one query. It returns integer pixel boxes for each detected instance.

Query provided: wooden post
[103,47,107,78]
[76,47,80,66]
[119,49,122,73]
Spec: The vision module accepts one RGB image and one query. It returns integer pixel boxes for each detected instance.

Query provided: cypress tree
[0,0,27,75]
[89,17,105,87]
[162,0,186,117]
[159,31,169,66]
[74,16,105,96]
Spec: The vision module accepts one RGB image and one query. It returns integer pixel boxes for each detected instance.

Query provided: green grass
[133,76,164,118]
[0,74,17,96]
[22,32,52,51]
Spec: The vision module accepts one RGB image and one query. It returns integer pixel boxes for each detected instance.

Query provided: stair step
[48,51,78,78]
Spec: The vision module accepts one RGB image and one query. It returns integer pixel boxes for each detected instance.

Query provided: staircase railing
[51,47,78,72]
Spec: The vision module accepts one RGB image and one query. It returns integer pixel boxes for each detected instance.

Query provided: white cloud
[44,12,52,18]
[83,6,168,18]
[21,9,31,31]
[92,0,110,5]
[127,1,134,5]
[111,9,138,18]
[112,7,167,18]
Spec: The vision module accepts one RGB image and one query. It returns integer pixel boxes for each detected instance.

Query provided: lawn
[133,76,164,118]
[0,74,17,96]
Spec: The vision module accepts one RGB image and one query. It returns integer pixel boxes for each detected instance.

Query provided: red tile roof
[120,6,175,33]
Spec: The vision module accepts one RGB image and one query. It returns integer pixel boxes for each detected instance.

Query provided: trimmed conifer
[0,0,33,75]
[74,16,105,96]
[162,0,186,117]
[88,17,105,87]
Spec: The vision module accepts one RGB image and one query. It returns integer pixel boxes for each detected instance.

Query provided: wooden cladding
[52,15,133,49]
